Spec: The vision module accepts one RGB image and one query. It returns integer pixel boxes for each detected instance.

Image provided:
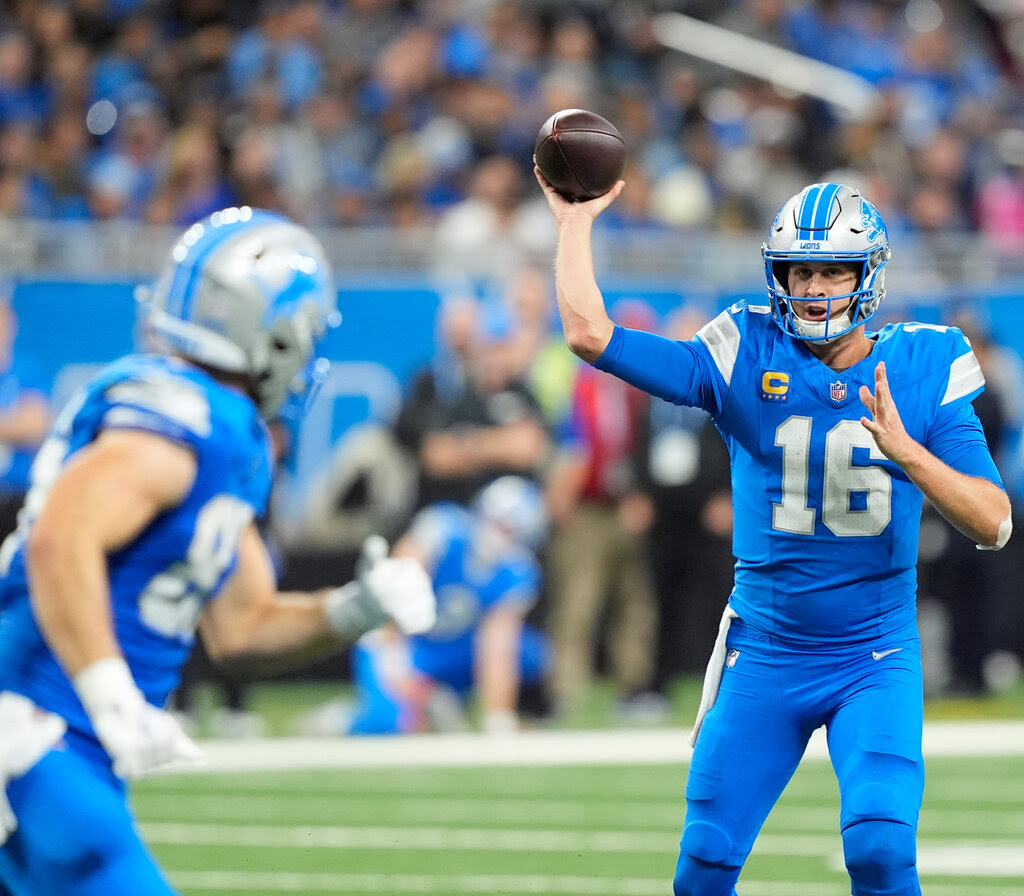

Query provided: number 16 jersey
[595,302,1004,646]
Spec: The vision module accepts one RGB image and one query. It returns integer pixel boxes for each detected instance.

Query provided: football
[534,109,626,202]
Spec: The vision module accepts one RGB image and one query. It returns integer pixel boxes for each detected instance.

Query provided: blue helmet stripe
[167,210,283,319]
[795,186,815,240]
[795,183,841,241]
[814,183,841,234]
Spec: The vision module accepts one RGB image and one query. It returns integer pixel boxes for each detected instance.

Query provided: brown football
[534,108,626,202]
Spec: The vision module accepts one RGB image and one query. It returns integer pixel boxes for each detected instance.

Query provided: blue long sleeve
[593,325,714,410]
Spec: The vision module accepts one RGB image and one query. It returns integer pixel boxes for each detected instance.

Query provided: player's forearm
[26,530,121,675]
[201,590,343,676]
[900,442,1012,548]
[554,216,615,362]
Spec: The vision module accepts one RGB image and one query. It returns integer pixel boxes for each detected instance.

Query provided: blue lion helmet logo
[860,199,888,243]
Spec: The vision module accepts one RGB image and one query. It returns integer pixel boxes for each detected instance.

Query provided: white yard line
[181,721,1024,774]
[165,869,1022,895]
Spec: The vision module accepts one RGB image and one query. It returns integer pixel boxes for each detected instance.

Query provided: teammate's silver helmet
[140,207,337,418]
[762,183,890,343]
[474,476,548,551]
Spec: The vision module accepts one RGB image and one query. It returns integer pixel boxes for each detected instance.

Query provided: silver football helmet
[139,207,337,418]
[474,476,548,551]
[762,183,890,343]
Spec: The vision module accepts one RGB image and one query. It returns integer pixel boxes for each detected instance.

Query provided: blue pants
[0,746,178,896]
[675,617,924,896]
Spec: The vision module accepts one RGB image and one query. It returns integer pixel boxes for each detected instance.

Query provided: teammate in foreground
[0,207,435,896]
[346,475,549,735]
[536,175,1010,895]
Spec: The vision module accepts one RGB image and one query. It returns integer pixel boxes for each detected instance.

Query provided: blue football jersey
[404,502,541,673]
[597,302,1003,645]
[0,354,273,737]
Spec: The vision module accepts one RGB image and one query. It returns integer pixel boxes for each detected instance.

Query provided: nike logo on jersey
[872,648,903,660]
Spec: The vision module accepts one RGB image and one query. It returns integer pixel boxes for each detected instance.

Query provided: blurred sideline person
[537,174,1010,896]
[394,297,550,511]
[0,297,52,543]
[0,207,435,896]
[342,476,549,735]
[918,309,1019,694]
[646,308,733,689]
[544,299,663,720]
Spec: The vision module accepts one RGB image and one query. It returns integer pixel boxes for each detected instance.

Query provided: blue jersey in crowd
[596,301,1004,645]
[0,354,273,759]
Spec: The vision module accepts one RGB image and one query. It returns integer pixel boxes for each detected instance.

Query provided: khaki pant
[546,502,658,706]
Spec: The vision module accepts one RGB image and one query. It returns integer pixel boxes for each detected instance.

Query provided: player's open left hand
[859,361,915,466]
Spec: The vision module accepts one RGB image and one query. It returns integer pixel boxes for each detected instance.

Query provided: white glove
[326,535,437,638]
[73,658,203,780]
[0,691,67,844]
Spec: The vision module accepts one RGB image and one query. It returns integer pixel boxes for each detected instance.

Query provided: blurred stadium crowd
[0,0,1021,250]
[2,0,1024,728]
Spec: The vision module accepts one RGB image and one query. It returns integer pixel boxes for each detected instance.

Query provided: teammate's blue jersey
[596,302,1004,644]
[0,354,273,739]
[405,502,540,680]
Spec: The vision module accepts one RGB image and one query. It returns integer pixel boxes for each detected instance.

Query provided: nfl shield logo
[830,380,847,402]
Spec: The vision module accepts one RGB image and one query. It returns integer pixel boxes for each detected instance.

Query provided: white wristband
[324,582,386,640]
[73,657,141,714]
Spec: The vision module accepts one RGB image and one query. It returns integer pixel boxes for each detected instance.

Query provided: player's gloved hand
[326,535,437,638]
[73,657,203,780]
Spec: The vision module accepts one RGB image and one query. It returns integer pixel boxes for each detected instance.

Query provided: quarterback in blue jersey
[537,174,1011,896]
[348,476,549,735]
[0,208,436,896]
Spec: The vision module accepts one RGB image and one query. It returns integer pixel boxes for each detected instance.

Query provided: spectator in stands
[146,122,237,226]
[0,29,51,129]
[433,154,535,283]
[86,89,169,220]
[225,0,323,114]
[0,294,52,543]
[36,107,92,220]
[544,299,665,721]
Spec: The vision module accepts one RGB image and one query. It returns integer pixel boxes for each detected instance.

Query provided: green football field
[132,723,1024,896]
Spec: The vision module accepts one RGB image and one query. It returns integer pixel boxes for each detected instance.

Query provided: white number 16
[772,416,892,537]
